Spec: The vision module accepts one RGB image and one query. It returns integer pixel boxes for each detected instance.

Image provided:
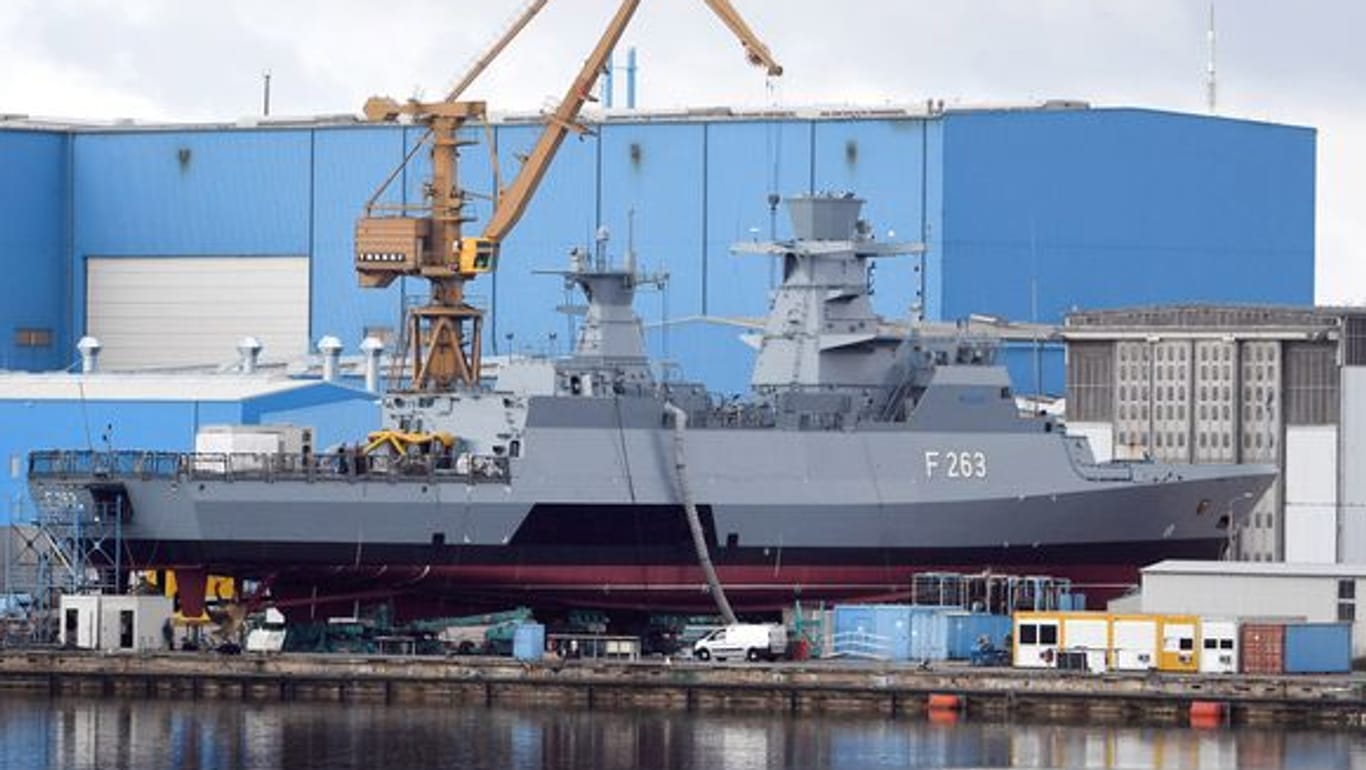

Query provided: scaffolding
[4,472,126,645]
[909,571,1080,615]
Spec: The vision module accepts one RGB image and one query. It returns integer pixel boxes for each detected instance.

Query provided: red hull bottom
[259,562,1142,619]
[138,535,1223,618]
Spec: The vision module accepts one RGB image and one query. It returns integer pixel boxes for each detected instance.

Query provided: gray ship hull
[33,401,1274,611]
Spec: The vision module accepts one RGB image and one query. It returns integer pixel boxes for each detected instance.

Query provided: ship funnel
[317,335,343,382]
[236,336,263,374]
[76,336,101,374]
[787,194,864,241]
[359,336,384,393]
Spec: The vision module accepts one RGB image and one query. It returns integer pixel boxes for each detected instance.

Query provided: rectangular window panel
[14,328,53,348]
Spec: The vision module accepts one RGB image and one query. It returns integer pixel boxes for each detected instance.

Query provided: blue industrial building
[0,374,378,523]
[0,105,1315,395]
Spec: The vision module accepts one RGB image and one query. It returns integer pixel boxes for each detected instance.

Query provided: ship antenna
[1207,2,1217,114]
[764,75,783,289]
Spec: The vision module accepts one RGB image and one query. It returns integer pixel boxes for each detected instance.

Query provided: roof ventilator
[318,336,344,382]
[360,336,385,393]
[76,336,102,374]
[236,336,263,374]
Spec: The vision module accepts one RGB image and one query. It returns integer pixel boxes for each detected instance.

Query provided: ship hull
[105,467,1262,612]
[31,404,1276,615]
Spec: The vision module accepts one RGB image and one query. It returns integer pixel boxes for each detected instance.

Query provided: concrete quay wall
[2,651,1362,729]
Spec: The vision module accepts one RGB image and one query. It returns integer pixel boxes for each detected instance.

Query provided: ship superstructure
[29,196,1275,616]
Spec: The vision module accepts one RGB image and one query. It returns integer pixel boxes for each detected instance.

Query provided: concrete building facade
[1064,306,1366,563]
[0,105,1316,394]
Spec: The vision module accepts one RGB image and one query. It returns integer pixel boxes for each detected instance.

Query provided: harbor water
[2,694,1365,770]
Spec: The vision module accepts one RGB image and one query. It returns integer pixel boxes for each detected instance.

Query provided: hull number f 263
[924,450,987,479]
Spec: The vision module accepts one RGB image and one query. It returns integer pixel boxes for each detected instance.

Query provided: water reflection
[1,695,1363,770]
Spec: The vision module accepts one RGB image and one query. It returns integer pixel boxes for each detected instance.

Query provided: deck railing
[27,450,511,485]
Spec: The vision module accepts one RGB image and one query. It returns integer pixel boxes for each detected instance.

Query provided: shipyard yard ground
[3,650,1365,731]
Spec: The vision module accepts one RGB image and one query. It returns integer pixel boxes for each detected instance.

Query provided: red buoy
[927,693,961,711]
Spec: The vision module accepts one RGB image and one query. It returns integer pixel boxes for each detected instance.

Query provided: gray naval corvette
[30,195,1274,614]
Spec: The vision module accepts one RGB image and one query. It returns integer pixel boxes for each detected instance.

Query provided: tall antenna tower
[1206,3,1217,114]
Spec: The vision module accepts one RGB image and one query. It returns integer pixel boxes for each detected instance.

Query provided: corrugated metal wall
[0,107,1316,392]
[310,127,409,350]
[941,109,1315,393]
[0,130,69,371]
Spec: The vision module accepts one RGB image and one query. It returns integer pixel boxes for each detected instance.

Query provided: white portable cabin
[1064,615,1110,672]
[1016,611,1109,671]
[1198,619,1239,674]
[1013,612,1109,671]
[58,595,101,649]
[1013,614,1061,668]
[1111,617,1158,671]
[58,594,172,652]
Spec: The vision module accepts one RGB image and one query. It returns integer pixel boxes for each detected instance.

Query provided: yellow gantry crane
[353,0,781,391]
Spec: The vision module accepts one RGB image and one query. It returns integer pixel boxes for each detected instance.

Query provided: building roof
[0,373,339,402]
[1066,304,1363,332]
[1,103,1320,138]
[1144,560,1366,579]
[0,101,1092,133]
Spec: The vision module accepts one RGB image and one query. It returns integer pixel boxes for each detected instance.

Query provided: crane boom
[446,0,550,102]
[701,0,782,76]
[475,0,781,247]
[478,0,641,244]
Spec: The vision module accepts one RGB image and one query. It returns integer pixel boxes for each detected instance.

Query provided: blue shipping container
[1284,622,1351,674]
[512,623,546,662]
[908,608,950,662]
[833,605,906,660]
[832,605,953,662]
[946,613,1013,660]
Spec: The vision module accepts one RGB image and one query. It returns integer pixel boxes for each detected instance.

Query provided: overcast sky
[1,0,1361,304]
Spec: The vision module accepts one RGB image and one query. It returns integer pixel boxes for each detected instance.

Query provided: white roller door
[86,256,309,369]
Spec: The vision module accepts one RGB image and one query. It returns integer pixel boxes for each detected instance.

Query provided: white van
[693,623,787,662]
[245,608,288,653]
